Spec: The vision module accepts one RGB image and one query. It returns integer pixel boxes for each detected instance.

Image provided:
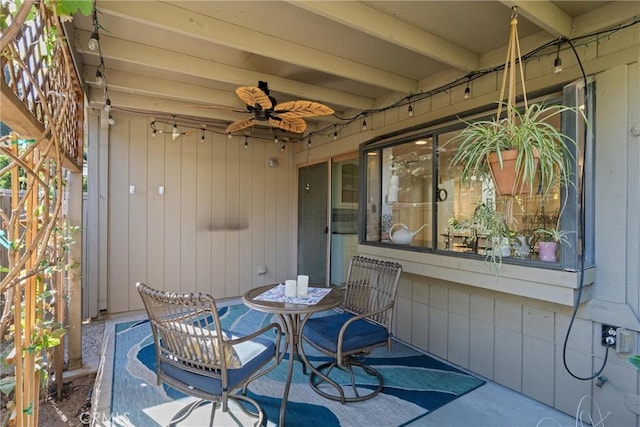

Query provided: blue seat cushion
[161,334,275,395]
[302,312,388,354]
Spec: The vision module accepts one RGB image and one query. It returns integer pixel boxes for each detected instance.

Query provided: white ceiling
[69,1,635,137]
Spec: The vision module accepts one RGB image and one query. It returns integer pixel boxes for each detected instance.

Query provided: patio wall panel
[102,113,295,310]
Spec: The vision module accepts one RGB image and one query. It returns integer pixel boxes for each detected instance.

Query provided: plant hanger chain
[496,6,528,122]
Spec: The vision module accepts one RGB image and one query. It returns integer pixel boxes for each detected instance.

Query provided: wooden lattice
[0,1,84,425]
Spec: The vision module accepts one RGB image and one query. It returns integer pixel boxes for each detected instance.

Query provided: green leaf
[23,401,33,415]
[56,0,93,17]
[0,376,16,396]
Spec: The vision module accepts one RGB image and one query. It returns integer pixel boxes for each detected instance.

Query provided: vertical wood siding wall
[105,115,295,313]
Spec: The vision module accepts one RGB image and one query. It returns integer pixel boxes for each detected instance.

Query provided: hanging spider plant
[449,101,581,198]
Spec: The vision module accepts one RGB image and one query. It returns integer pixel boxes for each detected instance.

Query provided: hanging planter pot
[488,148,540,195]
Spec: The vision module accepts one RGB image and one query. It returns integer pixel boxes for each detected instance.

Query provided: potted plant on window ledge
[534,227,572,262]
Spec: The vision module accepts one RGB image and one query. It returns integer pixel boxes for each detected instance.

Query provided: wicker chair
[299,256,402,403]
[136,283,282,427]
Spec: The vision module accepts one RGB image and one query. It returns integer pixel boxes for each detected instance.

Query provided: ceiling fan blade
[269,117,306,133]
[274,100,335,118]
[236,86,272,110]
[226,117,257,133]
[188,104,247,113]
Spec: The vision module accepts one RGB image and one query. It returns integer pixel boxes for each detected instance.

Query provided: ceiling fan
[225,81,335,134]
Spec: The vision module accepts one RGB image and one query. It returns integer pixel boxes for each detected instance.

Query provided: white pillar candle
[285,280,297,297]
[297,275,309,297]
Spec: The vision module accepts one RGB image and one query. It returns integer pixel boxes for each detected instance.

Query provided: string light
[244,137,249,149]
[227,132,232,139]
[104,97,111,112]
[333,125,338,140]
[95,69,104,87]
[362,115,367,131]
[108,115,115,126]
[201,130,206,143]
[553,41,563,73]
[408,104,414,117]
[88,31,99,51]
[151,129,156,137]
[464,81,471,99]
[281,143,286,152]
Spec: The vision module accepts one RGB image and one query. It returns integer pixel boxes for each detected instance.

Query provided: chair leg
[228,394,265,426]
[209,401,217,427]
[169,398,211,426]
[308,356,384,403]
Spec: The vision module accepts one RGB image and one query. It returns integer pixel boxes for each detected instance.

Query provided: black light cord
[561,38,609,381]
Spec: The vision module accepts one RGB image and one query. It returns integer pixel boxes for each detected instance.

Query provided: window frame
[359,80,594,272]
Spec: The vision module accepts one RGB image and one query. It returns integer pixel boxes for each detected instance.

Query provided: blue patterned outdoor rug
[111,304,485,426]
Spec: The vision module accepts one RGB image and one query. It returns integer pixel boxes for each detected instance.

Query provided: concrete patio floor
[88,304,581,427]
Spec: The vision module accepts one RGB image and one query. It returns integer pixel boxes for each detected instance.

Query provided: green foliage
[0,376,16,396]
[50,0,93,17]
[0,154,10,189]
[534,227,572,245]
[448,102,583,198]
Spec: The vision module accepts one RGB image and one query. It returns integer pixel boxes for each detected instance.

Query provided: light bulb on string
[362,116,367,131]
[553,41,563,74]
[333,125,338,140]
[408,104,414,117]
[464,81,471,100]
[95,69,104,87]
[200,130,206,143]
[104,97,111,112]
[151,129,157,137]
[281,143,285,152]
[227,132,232,139]
[244,137,249,149]
[88,32,100,51]
[171,115,180,141]
[108,115,115,126]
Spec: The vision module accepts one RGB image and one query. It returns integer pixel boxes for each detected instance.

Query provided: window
[361,80,594,271]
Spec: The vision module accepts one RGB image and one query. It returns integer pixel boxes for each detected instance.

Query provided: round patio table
[243,284,342,427]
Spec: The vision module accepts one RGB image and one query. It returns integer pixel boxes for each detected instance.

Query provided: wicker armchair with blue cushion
[299,256,402,403]
[136,282,282,427]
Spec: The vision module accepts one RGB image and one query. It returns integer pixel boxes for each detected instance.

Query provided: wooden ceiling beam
[289,1,480,72]
[75,30,374,112]
[500,1,573,38]
[97,1,416,94]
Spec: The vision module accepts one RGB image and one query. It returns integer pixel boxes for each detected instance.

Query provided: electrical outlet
[601,324,618,347]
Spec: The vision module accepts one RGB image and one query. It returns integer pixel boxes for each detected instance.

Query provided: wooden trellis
[1,1,84,425]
